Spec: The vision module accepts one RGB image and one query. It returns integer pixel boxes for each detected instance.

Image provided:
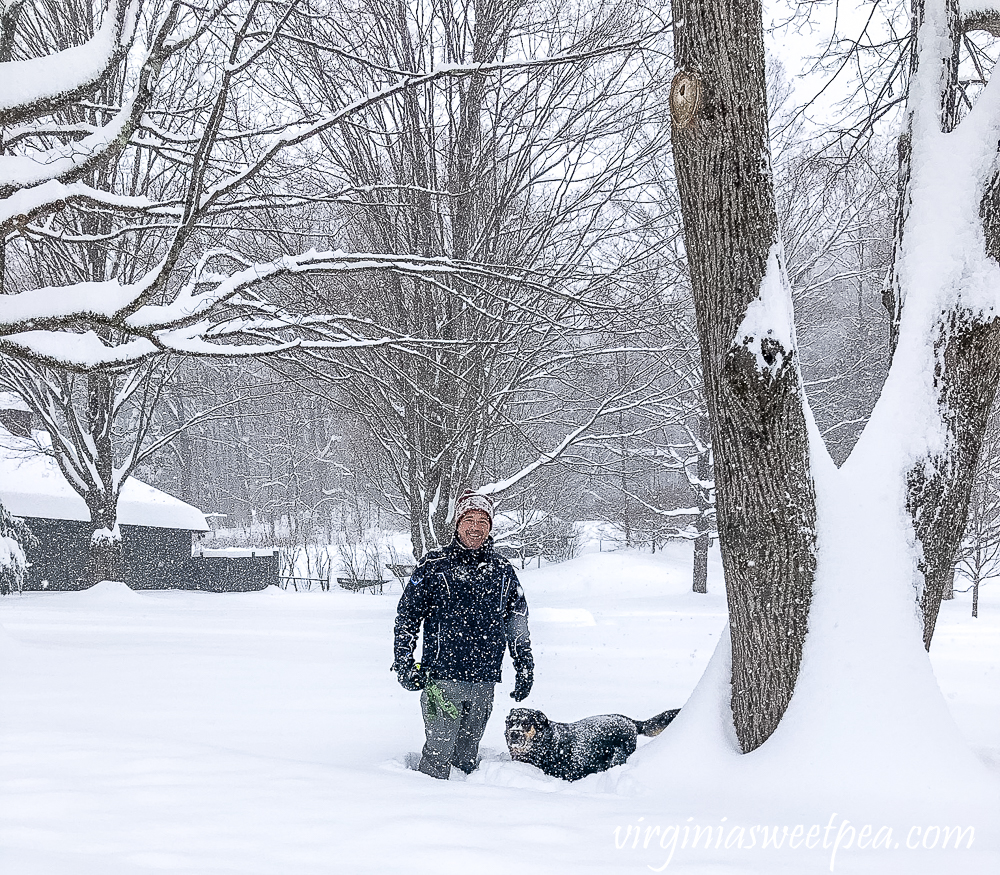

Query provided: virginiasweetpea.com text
[613,813,975,871]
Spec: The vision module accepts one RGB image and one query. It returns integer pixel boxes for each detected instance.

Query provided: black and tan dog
[505,706,680,781]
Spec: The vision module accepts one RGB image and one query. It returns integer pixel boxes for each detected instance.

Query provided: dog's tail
[634,708,680,737]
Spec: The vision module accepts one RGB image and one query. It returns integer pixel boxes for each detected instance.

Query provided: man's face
[457,509,491,550]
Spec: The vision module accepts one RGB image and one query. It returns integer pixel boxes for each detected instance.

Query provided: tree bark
[942,566,954,600]
[907,317,1000,646]
[692,533,709,594]
[670,0,817,752]
[86,496,124,584]
[692,412,711,594]
[889,0,1000,649]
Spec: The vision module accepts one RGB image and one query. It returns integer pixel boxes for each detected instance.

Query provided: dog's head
[505,708,551,762]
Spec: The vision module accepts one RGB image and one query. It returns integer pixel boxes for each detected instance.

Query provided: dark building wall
[126,526,200,590]
[20,518,276,592]
[23,518,91,590]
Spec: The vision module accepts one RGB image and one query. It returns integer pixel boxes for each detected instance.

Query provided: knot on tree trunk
[725,333,797,423]
[669,70,704,130]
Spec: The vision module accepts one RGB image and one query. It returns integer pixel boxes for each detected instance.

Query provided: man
[393,490,533,779]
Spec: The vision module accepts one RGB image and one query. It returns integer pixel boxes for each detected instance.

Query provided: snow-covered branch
[0,0,138,125]
[0,246,527,368]
[0,0,666,370]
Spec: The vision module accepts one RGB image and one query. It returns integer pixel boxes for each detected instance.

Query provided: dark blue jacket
[393,536,533,684]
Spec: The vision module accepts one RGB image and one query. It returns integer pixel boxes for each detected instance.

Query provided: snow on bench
[337,577,384,594]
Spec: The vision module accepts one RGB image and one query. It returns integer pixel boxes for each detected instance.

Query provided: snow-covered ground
[0,542,996,874]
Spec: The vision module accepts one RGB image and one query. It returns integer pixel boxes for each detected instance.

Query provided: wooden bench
[337,577,384,594]
[386,563,416,580]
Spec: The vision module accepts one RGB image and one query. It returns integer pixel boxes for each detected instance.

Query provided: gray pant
[418,679,495,779]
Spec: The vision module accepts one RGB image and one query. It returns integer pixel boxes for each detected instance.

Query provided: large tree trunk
[907,311,1000,646]
[85,372,124,584]
[887,2,1000,649]
[670,0,817,752]
[86,498,124,584]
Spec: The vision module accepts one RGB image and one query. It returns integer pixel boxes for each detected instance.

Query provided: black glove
[510,665,533,702]
[396,662,426,692]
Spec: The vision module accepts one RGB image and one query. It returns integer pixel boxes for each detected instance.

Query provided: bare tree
[669,0,1000,756]
[274,0,675,557]
[3,0,634,368]
[671,0,817,754]
[0,355,247,581]
[139,358,342,531]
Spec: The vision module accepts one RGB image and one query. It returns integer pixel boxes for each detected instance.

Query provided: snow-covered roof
[0,431,208,532]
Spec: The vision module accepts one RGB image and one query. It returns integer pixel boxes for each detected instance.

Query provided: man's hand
[510,666,533,702]
[396,663,426,692]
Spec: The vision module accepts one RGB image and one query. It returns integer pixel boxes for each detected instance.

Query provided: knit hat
[454,490,493,528]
